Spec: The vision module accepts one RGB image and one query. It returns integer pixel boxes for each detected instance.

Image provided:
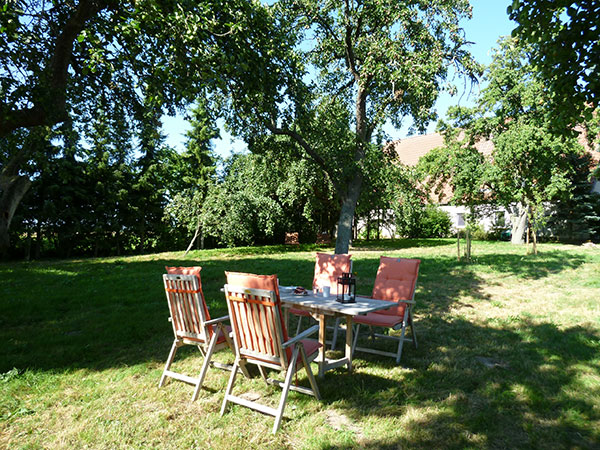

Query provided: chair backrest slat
[163,274,209,341]
[224,283,289,368]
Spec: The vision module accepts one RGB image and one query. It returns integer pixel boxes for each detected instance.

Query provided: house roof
[388,129,598,169]
[386,130,599,203]
[387,132,494,167]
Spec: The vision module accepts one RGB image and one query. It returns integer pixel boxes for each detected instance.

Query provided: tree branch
[265,121,342,194]
[343,0,359,80]
[0,0,112,137]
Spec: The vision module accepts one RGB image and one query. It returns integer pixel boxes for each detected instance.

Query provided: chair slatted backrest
[224,272,291,368]
[163,274,211,342]
[313,253,352,294]
[224,285,289,368]
[371,256,421,316]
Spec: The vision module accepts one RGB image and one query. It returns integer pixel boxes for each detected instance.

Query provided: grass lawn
[1,239,599,449]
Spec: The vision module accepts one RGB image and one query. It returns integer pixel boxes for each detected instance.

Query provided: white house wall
[438,205,511,232]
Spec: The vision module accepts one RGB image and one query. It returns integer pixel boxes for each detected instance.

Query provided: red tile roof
[387,132,494,167]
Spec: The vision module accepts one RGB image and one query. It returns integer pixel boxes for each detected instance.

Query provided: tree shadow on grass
[1,251,598,447]
[0,256,318,373]
[319,318,600,449]
[0,250,590,373]
[351,238,451,251]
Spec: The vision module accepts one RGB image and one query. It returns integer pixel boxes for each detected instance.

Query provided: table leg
[284,307,290,331]
[345,316,353,373]
[318,314,327,378]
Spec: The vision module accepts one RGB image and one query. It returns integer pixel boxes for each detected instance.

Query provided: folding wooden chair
[221,272,321,434]
[159,266,247,401]
[290,253,352,348]
[351,256,421,364]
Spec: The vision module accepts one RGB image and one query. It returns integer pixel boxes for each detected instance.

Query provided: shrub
[469,223,488,240]
[419,206,452,238]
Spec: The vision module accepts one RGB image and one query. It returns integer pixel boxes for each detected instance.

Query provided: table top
[279,289,392,316]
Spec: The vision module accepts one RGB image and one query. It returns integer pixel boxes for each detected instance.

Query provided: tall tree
[546,152,600,243]
[418,126,487,259]
[163,100,219,252]
[217,0,480,253]
[0,0,286,256]
[440,37,585,252]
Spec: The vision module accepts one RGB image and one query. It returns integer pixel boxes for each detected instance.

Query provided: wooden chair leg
[300,345,321,400]
[295,316,303,336]
[220,359,240,417]
[191,331,220,401]
[395,317,409,364]
[159,340,179,388]
[409,311,418,349]
[272,347,300,434]
[258,365,269,383]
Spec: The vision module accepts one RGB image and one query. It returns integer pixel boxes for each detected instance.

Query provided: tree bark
[510,203,529,244]
[465,227,472,261]
[335,79,370,254]
[0,146,33,258]
[185,220,201,256]
[335,171,363,254]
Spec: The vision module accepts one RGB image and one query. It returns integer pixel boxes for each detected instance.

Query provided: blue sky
[162,0,516,157]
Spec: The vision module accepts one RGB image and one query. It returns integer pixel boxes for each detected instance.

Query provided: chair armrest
[282,324,319,348]
[204,315,229,326]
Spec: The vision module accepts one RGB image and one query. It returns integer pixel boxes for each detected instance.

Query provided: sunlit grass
[1,240,599,448]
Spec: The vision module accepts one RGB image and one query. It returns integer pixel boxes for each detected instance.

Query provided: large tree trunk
[335,78,370,254]
[0,175,31,257]
[510,203,529,244]
[0,145,33,258]
[335,171,363,254]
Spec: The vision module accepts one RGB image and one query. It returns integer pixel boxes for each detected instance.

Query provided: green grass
[1,239,599,449]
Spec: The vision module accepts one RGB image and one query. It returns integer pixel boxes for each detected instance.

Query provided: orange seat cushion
[225,271,289,344]
[354,311,406,328]
[292,339,321,368]
[180,324,231,345]
[290,307,311,317]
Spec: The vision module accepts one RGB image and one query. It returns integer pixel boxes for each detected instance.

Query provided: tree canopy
[215,0,481,253]
[435,37,587,251]
[0,0,285,256]
[508,0,600,129]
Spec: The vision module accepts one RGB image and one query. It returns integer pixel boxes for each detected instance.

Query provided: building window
[457,213,465,227]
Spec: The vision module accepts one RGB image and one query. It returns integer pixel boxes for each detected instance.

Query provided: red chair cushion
[181,324,231,345]
[165,265,211,322]
[290,307,311,317]
[224,271,289,344]
[313,253,352,293]
[371,256,420,316]
[292,339,321,368]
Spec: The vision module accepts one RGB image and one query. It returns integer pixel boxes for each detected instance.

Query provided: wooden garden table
[279,290,392,378]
